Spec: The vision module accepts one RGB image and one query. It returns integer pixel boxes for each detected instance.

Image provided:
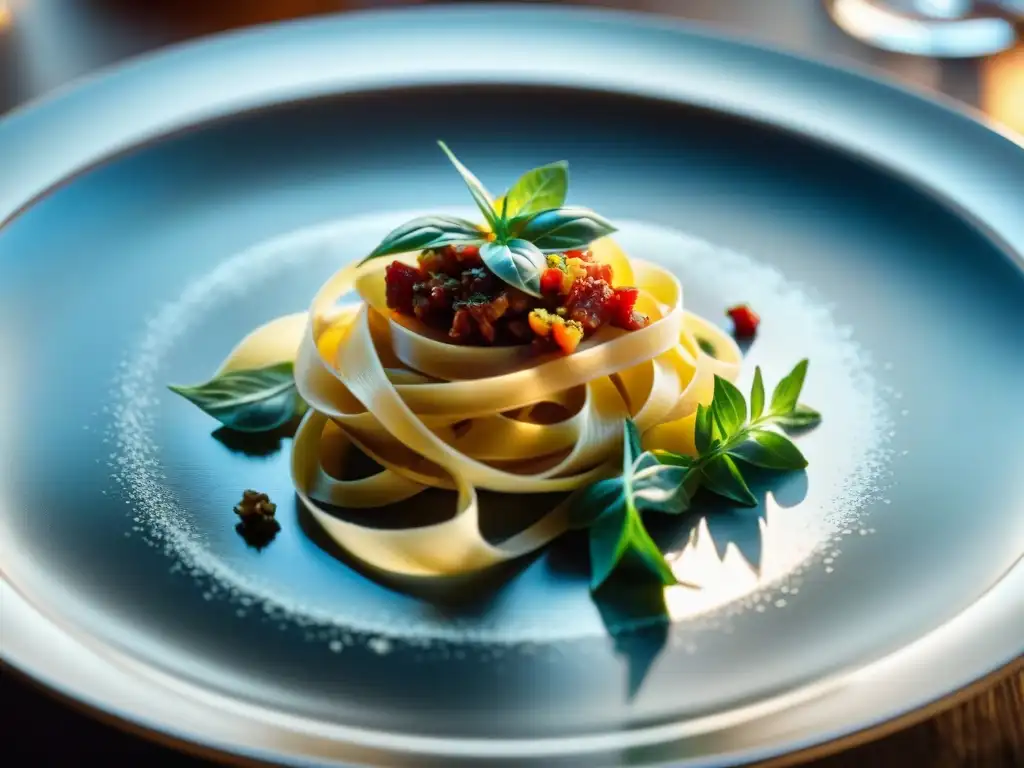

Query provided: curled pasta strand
[213,239,740,579]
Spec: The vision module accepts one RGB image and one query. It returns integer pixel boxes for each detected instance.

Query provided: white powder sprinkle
[108,215,893,647]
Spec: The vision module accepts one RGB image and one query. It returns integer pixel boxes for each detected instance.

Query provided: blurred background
[0,1,1021,767]
[0,0,1021,135]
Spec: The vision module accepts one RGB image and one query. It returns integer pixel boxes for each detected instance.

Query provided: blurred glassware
[824,0,1023,57]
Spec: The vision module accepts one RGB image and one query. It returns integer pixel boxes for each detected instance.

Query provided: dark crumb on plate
[234,489,277,520]
[233,489,281,549]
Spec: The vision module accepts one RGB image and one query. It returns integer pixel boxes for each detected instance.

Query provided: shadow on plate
[548,468,808,698]
[218,425,808,697]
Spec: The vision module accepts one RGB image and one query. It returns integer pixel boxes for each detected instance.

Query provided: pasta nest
[214,238,740,579]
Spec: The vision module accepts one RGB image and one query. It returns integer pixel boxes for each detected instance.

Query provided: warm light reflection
[663,494,827,621]
[0,2,12,32]
[981,45,1024,137]
[829,0,1018,57]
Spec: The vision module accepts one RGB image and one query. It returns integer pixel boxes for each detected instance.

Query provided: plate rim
[1,4,1022,767]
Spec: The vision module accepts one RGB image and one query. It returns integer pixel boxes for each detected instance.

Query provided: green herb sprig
[360,141,617,297]
[570,360,821,591]
[568,421,690,590]
[168,362,307,433]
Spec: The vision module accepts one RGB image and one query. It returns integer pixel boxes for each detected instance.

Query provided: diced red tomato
[583,261,613,284]
[385,261,422,315]
[565,277,614,332]
[609,286,649,330]
[726,303,760,338]
[540,267,565,295]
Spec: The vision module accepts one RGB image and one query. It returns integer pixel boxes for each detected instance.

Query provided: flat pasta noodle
[211,238,741,580]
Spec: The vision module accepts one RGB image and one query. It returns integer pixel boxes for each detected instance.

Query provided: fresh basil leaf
[651,450,693,468]
[624,419,644,470]
[750,367,765,421]
[362,215,483,262]
[775,403,822,430]
[694,403,714,455]
[588,505,632,591]
[568,477,623,530]
[728,429,807,470]
[168,362,303,433]
[437,141,501,234]
[632,462,690,514]
[770,359,809,415]
[588,505,676,591]
[508,206,617,251]
[711,375,746,439]
[479,239,546,297]
[621,512,678,587]
[503,161,569,218]
[682,466,704,501]
[700,454,757,507]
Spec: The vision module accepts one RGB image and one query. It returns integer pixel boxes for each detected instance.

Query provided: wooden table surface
[1,1,1021,766]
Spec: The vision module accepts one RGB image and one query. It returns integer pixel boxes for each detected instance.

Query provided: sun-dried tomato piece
[726,304,760,338]
[451,293,510,343]
[384,261,423,315]
[465,293,509,343]
[565,276,614,332]
[450,308,475,342]
[609,286,650,331]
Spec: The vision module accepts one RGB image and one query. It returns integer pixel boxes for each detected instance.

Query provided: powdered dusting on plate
[107,213,893,649]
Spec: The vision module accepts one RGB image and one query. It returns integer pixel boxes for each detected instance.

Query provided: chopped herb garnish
[361,142,617,297]
[570,359,821,591]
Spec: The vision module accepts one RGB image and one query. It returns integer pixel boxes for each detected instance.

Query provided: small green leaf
[479,239,546,297]
[750,367,765,421]
[694,403,714,455]
[588,505,676,591]
[168,362,303,433]
[503,161,569,218]
[622,512,678,587]
[775,403,822,430]
[362,215,483,262]
[624,419,644,470]
[567,477,623,530]
[631,459,689,514]
[588,505,632,591]
[508,206,617,251]
[770,359,809,415]
[437,141,501,233]
[728,429,807,470]
[700,454,758,507]
[651,450,693,468]
[711,375,746,439]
